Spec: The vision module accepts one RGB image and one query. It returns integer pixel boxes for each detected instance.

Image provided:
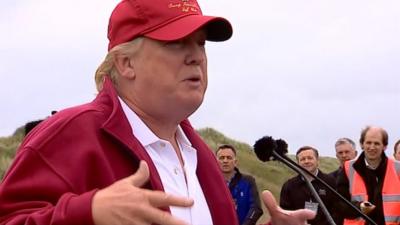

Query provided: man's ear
[114,55,135,79]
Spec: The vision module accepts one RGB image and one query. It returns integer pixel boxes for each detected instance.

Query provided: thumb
[261,190,279,215]
[126,161,150,187]
[290,208,316,221]
[262,190,316,225]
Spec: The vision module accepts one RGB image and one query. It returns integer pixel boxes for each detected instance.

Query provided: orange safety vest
[343,158,400,225]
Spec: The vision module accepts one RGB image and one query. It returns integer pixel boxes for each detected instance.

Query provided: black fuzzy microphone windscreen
[275,139,288,156]
[253,136,277,162]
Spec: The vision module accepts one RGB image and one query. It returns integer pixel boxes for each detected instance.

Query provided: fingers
[125,161,150,187]
[145,191,194,208]
[291,209,317,221]
[92,161,194,225]
[120,160,193,208]
[262,190,316,225]
[122,161,193,208]
[360,201,375,214]
[261,190,279,214]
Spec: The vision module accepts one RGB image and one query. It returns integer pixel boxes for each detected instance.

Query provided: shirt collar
[364,158,379,170]
[301,169,319,181]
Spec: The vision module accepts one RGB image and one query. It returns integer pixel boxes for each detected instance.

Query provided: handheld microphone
[253,136,377,225]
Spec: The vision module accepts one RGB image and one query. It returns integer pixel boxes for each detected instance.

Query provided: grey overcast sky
[1,0,399,157]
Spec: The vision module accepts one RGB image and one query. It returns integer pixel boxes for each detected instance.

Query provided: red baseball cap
[107,0,233,50]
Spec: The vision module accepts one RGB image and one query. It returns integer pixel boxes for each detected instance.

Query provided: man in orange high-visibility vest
[337,126,400,225]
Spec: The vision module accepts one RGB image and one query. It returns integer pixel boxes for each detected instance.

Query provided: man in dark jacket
[280,146,337,225]
[330,137,358,179]
[329,137,358,225]
[216,144,263,225]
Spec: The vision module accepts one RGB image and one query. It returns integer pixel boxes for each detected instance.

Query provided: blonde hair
[95,37,143,91]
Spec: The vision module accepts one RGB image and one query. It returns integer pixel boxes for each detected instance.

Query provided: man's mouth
[185,75,201,82]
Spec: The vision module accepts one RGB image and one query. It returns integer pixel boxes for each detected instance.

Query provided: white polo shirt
[119,98,213,225]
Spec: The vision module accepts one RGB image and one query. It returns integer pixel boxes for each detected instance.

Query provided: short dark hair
[24,120,44,136]
[296,146,319,160]
[216,144,236,156]
[360,126,388,147]
[394,139,400,154]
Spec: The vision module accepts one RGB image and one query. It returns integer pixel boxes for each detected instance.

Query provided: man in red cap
[0,0,315,224]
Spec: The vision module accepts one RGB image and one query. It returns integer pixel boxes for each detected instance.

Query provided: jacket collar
[353,151,388,177]
[94,77,237,224]
[94,77,164,191]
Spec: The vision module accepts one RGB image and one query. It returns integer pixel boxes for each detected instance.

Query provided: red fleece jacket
[0,78,238,225]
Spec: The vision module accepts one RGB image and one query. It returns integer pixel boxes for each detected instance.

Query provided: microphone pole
[253,136,377,225]
[277,153,377,225]
[271,151,337,225]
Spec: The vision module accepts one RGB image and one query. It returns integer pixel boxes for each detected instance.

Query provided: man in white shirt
[0,0,316,224]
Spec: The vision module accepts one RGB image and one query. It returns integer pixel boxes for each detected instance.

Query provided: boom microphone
[254,136,276,161]
[254,136,287,161]
[254,136,336,225]
[253,136,377,225]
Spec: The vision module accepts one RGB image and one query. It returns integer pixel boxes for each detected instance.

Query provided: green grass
[0,127,24,179]
[197,127,339,223]
[0,126,339,224]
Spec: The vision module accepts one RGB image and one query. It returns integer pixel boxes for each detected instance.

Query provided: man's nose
[185,43,205,65]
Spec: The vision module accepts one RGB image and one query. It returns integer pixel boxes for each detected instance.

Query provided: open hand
[262,190,316,225]
[92,161,194,225]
